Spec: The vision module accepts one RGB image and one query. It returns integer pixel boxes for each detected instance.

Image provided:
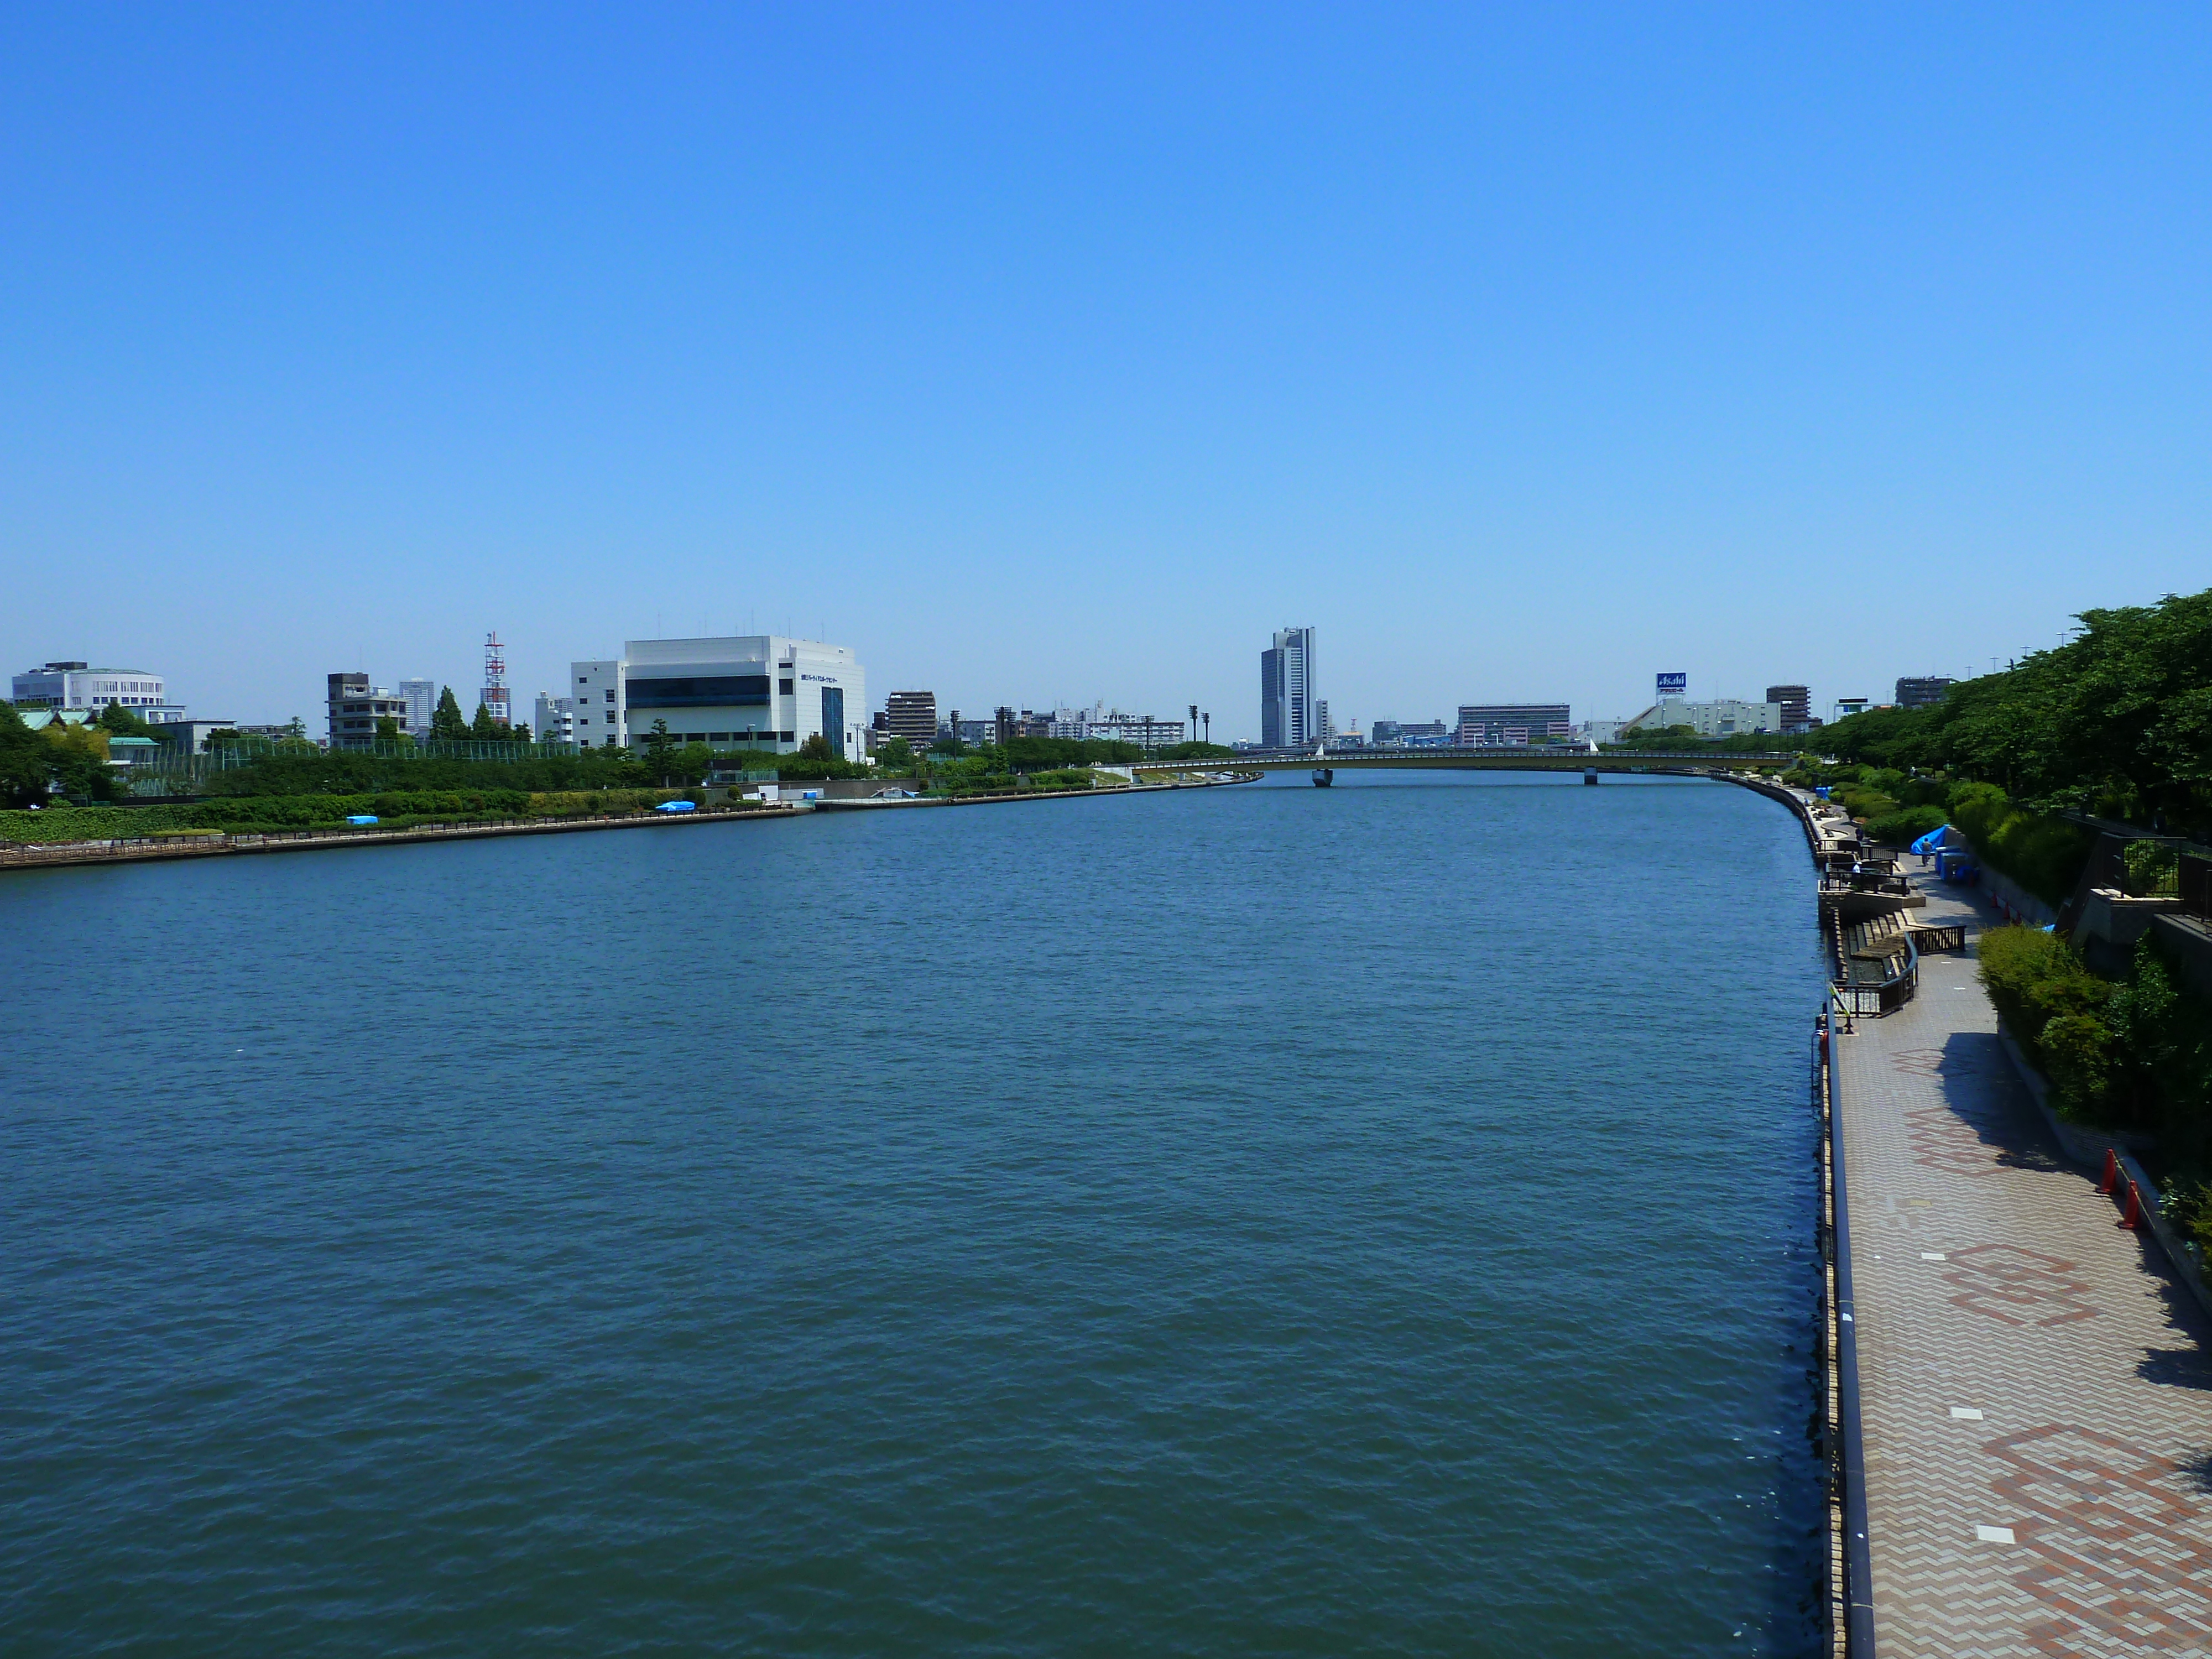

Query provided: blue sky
[5,4,2208,736]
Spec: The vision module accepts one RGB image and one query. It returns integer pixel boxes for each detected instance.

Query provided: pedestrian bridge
[1129,748,1796,778]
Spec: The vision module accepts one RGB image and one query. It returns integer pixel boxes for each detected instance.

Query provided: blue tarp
[1910,823,1960,855]
[654,800,697,813]
[346,815,378,826]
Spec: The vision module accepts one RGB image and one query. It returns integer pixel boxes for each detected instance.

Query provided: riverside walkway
[1833,868,2212,1654]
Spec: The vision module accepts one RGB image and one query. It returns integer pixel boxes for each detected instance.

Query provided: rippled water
[2,771,1826,1656]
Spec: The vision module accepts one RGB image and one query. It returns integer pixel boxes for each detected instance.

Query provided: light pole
[1202,712,1210,745]
[1189,705,1198,750]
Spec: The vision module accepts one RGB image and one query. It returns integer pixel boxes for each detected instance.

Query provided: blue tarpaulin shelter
[1910,823,1961,855]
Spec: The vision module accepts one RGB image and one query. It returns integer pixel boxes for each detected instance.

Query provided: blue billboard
[1656,672,1688,698]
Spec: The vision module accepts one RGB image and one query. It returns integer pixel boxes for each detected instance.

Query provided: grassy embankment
[0,789,702,844]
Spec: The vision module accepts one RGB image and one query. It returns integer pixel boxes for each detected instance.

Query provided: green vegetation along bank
[0,790,701,844]
[1979,926,2212,1259]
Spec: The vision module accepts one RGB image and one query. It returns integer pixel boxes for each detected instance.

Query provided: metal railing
[1829,910,1920,1016]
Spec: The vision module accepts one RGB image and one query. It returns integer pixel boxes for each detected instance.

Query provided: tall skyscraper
[397,677,437,738]
[1260,627,1315,749]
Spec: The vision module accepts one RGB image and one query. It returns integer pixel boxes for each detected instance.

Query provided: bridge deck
[1130,749,1792,774]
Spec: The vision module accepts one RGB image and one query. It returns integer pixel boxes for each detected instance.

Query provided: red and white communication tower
[479,632,512,728]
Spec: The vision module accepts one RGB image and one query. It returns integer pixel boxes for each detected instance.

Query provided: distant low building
[1456,703,1572,746]
[1626,697,1785,738]
[155,719,239,754]
[534,692,576,745]
[1371,719,1449,748]
[327,672,414,749]
[1044,702,1184,749]
[1895,676,1957,709]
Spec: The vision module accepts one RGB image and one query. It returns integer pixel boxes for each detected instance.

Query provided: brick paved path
[1835,874,2212,1656]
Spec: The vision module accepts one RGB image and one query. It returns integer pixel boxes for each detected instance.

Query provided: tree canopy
[1819,586,2212,827]
[430,687,470,741]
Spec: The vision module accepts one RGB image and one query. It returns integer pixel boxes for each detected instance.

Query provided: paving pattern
[1835,874,2212,1656]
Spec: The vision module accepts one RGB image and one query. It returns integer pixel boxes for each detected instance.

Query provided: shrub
[1867,805,1947,846]
[1977,926,2109,1087]
[1949,782,2093,906]
[2040,1013,2116,1120]
[2122,841,2178,896]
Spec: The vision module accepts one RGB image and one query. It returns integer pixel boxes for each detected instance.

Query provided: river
[1,770,1827,1655]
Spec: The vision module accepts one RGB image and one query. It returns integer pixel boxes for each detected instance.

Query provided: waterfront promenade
[1833,868,2212,1653]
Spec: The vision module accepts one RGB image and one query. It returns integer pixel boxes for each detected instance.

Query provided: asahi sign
[1656,672,1687,698]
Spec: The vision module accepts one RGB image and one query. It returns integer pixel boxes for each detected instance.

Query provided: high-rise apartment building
[1765,685,1812,733]
[885,691,938,752]
[398,677,437,739]
[1260,627,1316,749]
[1455,704,1572,745]
[1895,676,1957,709]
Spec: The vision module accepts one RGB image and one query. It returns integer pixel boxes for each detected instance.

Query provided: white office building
[568,637,868,758]
[1626,697,1786,738]
[13,661,185,723]
[534,691,576,745]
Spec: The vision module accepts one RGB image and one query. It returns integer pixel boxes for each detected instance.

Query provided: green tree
[469,702,500,740]
[430,687,469,741]
[642,719,679,781]
[875,735,915,770]
[98,701,154,738]
[0,703,54,806]
[40,719,119,802]
[375,715,403,740]
[1155,741,1235,761]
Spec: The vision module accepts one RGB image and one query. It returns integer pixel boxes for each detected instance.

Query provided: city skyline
[8,8,2208,734]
